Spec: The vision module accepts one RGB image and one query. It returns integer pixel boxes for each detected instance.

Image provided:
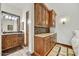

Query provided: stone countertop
[35,33,56,37]
[2,33,24,35]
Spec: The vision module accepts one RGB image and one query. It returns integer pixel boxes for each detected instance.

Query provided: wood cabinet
[34,3,56,28]
[34,33,57,56]
[49,10,56,27]
[2,34,24,51]
[34,3,42,27]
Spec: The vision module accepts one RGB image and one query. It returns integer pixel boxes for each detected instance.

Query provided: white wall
[1,4,22,16]
[48,3,79,45]
[21,3,34,53]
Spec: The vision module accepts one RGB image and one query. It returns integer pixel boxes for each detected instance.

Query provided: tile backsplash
[34,27,50,34]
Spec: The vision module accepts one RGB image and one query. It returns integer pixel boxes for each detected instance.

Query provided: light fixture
[12,17,15,20]
[5,15,9,19]
[8,16,11,19]
[14,17,17,21]
[61,18,67,24]
[12,17,17,21]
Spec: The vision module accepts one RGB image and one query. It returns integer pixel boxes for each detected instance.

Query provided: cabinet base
[31,43,56,56]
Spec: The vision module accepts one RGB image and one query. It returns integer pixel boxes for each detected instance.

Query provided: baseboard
[57,43,72,49]
[23,43,28,47]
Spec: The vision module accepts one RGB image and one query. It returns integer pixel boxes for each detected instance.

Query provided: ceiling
[1,3,32,10]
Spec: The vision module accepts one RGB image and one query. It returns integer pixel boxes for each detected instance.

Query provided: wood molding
[45,43,56,56]
[31,52,40,56]
[57,43,72,49]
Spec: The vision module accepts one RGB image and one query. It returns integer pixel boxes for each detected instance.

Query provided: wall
[1,4,22,16]
[21,3,34,53]
[48,3,79,45]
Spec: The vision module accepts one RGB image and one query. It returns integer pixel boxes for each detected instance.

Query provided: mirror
[1,11,20,33]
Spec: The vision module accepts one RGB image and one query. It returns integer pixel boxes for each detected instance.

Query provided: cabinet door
[34,37,44,55]
[38,4,42,26]
[34,3,39,26]
[12,35,19,47]
[44,37,50,53]
[45,10,49,27]
[49,11,53,27]
[34,3,42,27]
[53,33,57,43]
[44,38,48,53]
[42,7,46,27]
[34,3,51,27]
[2,36,6,50]
[50,35,54,47]
[49,10,56,27]
[18,34,24,46]
[5,35,12,49]
[52,10,56,27]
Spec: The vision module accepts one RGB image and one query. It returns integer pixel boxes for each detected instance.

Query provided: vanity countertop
[2,32,24,35]
[35,33,56,37]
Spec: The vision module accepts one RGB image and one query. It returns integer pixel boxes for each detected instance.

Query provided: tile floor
[3,44,75,56]
[7,47,29,56]
[48,44,75,56]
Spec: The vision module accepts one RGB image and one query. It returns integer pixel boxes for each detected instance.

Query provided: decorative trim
[57,43,72,49]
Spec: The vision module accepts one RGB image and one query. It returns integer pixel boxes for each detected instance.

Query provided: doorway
[26,11,29,46]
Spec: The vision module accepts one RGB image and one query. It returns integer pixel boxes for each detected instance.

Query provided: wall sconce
[61,18,67,24]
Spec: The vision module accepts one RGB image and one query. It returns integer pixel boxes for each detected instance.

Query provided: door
[0,4,1,55]
[26,11,29,46]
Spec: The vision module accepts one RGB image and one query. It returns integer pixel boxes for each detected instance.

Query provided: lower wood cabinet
[34,33,57,56]
[2,34,24,51]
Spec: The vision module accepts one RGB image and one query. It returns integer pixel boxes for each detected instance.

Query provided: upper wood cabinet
[49,10,56,27]
[34,3,56,28]
[34,3,42,27]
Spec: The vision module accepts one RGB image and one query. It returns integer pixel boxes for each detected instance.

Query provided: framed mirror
[1,11,20,33]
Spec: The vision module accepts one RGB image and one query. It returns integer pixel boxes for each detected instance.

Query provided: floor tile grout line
[48,44,75,56]
[56,47,61,56]
[67,48,68,56]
